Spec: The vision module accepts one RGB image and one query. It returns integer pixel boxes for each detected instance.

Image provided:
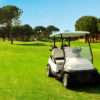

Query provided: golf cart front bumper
[67,69,100,86]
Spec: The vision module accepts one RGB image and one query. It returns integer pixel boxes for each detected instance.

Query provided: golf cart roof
[50,31,90,38]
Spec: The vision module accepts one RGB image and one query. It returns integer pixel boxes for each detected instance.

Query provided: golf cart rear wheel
[63,73,69,88]
[47,65,53,77]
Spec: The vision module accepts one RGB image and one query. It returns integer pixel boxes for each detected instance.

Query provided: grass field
[0,41,100,100]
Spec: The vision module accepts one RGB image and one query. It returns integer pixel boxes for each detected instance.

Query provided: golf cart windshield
[70,38,92,61]
[64,42,92,61]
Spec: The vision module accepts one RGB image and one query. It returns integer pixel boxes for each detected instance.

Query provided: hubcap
[63,74,67,87]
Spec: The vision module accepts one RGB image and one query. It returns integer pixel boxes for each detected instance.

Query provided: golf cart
[47,31,100,88]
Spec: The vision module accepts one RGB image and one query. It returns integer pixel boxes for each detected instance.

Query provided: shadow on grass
[16,43,48,46]
[57,76,100,94]
[70,84,100,94]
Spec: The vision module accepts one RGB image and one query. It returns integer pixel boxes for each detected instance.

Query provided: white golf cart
[47,31,100,88]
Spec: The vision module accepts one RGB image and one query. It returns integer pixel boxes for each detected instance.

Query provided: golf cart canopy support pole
[61,34,64,47]
[53,36,56,47]
[87,38,93,64]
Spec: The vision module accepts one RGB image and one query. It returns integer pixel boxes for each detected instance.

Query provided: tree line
[0,5,100,44]
[0,5,59,44]
[75,16,100,42]
[0,24,59,41]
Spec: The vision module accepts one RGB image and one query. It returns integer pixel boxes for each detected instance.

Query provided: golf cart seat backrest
[52,48,64,59]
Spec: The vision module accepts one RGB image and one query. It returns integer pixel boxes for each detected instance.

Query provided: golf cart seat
[52,48,64,64]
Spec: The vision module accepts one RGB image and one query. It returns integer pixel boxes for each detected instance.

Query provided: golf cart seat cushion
[55,59,64,64]
[52,48,64,59]
[56,59,64,71]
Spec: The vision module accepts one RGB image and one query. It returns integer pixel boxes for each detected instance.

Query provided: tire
[63,73,69,88]
[47,64,53,77]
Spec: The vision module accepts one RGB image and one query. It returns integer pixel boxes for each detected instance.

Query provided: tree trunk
[2,36,6,41]
[10,35,13,44]
[7,21,13,44]
[10,32,13,44]
[85,35,88,42]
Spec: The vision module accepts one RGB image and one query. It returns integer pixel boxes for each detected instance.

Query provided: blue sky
[0,0,100,31]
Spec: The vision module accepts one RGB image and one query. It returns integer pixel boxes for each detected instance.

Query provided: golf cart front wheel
[63,73,69,88]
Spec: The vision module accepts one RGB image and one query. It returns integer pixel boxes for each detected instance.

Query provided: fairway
[0,41,100,100]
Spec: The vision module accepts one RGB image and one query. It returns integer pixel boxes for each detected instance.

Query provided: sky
[0,0,100,31]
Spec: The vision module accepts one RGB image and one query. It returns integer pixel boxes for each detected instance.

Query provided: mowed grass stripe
[0,41,100,100]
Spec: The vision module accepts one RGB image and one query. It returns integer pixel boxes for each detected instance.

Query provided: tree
[21,24,33,41]
[34,26,46,40]
[11,25,22,40]
[96,18,100,41]
[97,18,100,32]
[0,26,8,41]
[0,5,22,44]
[11,24,33,41]
[46,25,60,35]
[75,16,97,42]
[75,16,97,33]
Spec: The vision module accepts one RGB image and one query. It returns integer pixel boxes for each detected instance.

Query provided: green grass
[0,41,100,100]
